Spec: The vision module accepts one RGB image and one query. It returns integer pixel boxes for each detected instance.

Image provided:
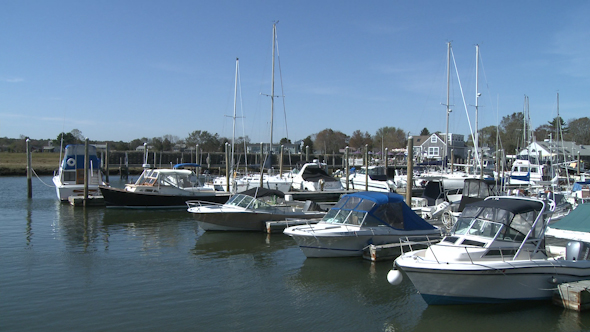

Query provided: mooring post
[279,145,284,178]
[225,143,230,192]
[26,139,32,198]
[406,136,414,205]
[259,142,264,188]
[345,146,349,191]
[105,142,110,184]
[305,145,309,162]
[365,144,369,191]
[84,138,89,206]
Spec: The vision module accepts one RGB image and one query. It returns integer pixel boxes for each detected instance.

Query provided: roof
[548,203,590,233]
[466,197,544,214]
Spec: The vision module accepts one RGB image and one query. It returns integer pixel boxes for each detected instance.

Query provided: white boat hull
[285,223,441,258]
[53,175,101,202]
[395,250,590,304]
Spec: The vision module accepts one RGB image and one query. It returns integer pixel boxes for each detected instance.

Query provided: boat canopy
[173,163,201,169]
[549,203,590,233]
[326,192,436,231]
[61,144,101,170]
[301,166,339,182]
[238,187,285,199]
[454,197,545,241]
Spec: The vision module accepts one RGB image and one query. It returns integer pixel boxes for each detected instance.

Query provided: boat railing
[186,200,224,209]
[397,234,443,256]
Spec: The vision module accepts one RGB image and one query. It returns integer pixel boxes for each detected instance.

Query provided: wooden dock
[68,196,105,207]
[553,280,590,311]
[265,218,321,233]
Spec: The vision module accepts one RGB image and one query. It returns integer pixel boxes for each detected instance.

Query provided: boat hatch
[442,236,459,244]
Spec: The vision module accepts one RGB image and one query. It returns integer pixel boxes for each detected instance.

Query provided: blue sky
[2,1,589,144]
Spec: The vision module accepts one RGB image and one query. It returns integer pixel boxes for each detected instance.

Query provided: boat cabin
[323,192,437,231]
[438,197,547,260]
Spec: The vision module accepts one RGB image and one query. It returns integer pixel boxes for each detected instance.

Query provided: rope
[31,168,56,188]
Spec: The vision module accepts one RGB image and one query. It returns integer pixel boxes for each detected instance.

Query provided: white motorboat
[52,144,104,201]
[284,192,442,257]
[288,160,343,192]
[213,173,292,193]
[99,164,228,208]
[187,188,325,231]
[390,196,590,305]
[340,166,396,192]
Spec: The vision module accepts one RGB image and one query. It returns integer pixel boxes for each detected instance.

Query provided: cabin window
[431,136,437,143]
[63,170,76,182]
[373,202,404,229]
[428,147,439,157]
[531,167,538,174]
[347,211,366,225]
[362,214,382,227]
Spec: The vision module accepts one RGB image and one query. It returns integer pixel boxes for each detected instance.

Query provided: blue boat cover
[333,191,436,231]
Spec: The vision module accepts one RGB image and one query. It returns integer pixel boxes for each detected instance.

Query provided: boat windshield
[453,218,503,239]
[322,196,377,226]
[225,194,273,210]
[226,194,255,208]
[452,205,540,242]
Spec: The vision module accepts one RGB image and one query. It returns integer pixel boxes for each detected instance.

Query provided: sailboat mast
[232,58,239,172]
[269,22,276,160]
[444,42,451,170]
[475,44,482,179]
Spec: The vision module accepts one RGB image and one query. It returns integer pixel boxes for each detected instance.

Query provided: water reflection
[54,204,105,252]
[192,232,294,260]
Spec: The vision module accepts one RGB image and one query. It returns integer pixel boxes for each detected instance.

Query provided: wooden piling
[345,146,349,191]
[84,138,89,207]
[225,143,230,192]
[406,136,414,205]
[26,139,32,198]
[365,144,369,191]
[279,145,284,177]
[105,142,110,183]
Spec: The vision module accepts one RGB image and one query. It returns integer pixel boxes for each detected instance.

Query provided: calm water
[1,176,589,332]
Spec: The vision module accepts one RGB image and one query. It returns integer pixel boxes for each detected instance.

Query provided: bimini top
[238,187,285,199]
[466,196,544,215]
[327,191,436,231]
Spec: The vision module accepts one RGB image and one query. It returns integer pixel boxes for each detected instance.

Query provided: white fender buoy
[387,269,403,285]
[66,158,75,167]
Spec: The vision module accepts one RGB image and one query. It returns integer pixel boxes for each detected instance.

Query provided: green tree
[567,117,590,145]
[374,126,407,149]
[499,112,524,154]
[349,130,372,149]
[302,136,314,155]
[420,127,430,136]
[185,130,221,152]
[313,129,349,154]
[279,137,291,145]
[54,132,78,147]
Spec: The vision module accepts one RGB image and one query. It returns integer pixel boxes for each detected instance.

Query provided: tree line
[5,115,590,154]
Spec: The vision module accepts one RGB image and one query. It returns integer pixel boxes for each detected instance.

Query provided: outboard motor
[565,241,590,261]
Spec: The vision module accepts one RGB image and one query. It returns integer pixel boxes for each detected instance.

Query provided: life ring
[66,158,75,167]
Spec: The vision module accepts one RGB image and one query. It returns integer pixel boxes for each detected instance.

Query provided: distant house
[519,139,590,164]
[413,133,466,162]
[43,141,56,153]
